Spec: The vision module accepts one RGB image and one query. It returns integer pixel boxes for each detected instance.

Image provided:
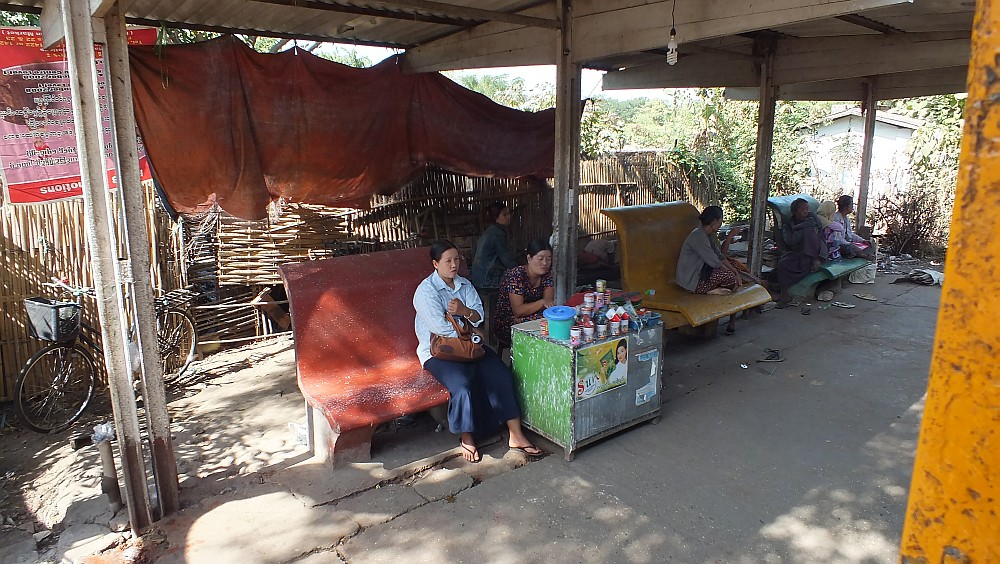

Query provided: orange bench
[279,248,450,466]
[602,202,771,331]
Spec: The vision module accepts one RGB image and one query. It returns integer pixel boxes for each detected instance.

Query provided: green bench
[766,194,872,300]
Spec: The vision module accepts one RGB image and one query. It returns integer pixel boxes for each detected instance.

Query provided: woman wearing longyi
[413,240,543,463]
[675,205,744,334]
[494,238,556,344]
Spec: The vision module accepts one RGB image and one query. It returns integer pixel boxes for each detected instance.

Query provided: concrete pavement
[59,276,937,563]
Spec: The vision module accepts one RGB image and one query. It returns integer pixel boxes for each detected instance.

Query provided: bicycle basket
[25,297,82,342]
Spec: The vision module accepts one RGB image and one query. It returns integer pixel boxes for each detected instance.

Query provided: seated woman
[494,239,555,344]
[471,203,518,290]
[774,198,828,306]
[675,205,745,333]
[413,240,543,463]
[816,200,846,260]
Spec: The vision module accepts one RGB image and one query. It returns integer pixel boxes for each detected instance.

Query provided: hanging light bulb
[666,27,679,65]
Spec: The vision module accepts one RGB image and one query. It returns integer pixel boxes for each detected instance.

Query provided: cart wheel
[564,449,575,462]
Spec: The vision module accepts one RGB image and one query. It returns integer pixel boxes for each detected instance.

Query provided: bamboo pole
[58,0,152,533]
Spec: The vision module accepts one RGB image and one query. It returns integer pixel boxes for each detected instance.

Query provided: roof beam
[403,0,911,74]
[247,0,559,29]
[371,0,560,29]
[835,13,902,34]
[247,0,480,28]
[772,31,970,85]
[602,32,969,91]
[724,66,969,101]
[402,3,558,72]
[572,0,913,62]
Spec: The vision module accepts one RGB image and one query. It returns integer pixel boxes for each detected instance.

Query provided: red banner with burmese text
[0,27,156,204]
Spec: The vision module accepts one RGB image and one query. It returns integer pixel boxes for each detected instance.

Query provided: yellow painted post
[900,1,1000,562]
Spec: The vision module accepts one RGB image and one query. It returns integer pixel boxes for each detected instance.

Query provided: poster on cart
[0,27,156,205]
[575,337,629,401]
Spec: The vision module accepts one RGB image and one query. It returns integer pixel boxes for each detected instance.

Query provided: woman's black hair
[616,339,627,353]
[837,194,853,211]
[429,240,458,261]
[791,198,810,213]
[698,205,724,226]
[526,238,553,258]
[485,202,509,223]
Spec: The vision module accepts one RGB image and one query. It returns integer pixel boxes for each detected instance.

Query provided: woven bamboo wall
[0,182,178,401]
[577,152,718,240]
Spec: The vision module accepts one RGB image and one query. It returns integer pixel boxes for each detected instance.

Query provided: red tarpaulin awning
[128,37,556,220]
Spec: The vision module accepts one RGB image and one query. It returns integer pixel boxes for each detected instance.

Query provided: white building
[805,107,922,206]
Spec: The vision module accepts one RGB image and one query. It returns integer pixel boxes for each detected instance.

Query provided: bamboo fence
[0,152,714,400]
[0,181,177,400]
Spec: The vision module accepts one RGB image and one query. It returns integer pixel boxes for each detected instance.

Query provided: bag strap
[444,312,470,337]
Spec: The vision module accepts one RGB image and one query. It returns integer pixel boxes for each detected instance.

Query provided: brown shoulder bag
[431,313,486,362]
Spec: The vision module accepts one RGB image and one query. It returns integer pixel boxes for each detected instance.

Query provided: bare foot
[460,434,480,463]
[707,287,732,295]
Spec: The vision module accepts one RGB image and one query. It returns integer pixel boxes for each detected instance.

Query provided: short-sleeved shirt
[494,265,553,342]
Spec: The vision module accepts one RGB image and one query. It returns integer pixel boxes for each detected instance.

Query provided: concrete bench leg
[307,404,376,466]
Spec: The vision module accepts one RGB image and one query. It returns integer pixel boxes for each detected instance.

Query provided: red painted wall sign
[0,27,157,204]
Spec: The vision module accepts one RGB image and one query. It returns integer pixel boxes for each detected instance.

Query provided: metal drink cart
[511,320,663,460]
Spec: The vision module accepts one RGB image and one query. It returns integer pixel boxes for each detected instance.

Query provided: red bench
[279,248,450,466]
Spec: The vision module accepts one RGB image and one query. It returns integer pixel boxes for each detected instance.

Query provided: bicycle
[15,279,198,433]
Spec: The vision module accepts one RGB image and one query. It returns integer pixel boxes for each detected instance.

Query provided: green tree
[450,73,529,109]
[0,10,38,26]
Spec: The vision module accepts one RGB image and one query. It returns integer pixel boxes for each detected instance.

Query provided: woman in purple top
[494,239,555,343]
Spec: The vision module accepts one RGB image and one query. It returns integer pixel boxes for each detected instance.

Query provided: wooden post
[900,1,999,558]
[856,77,878,231]
[748,46,776,278]
[103,2,180,517]
[58,0,153,532]
[553,0,581,304]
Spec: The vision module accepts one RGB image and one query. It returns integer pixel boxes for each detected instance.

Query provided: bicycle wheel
[157,308,197,377]
[15,343,96,433]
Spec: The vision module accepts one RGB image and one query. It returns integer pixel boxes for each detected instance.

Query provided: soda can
[570,325,582,347]
[595,279,607,293]
[597,323,608,339]
[595,292,604,309]
[582,325,595,343]
[609,319,620,336]
[539,318,548,336]
[583,292,595,307]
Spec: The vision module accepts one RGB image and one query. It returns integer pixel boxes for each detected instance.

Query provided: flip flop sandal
[510,445,545,459]
[461,442,481,463]
[800,307,811,315]
[831,301,856,309]
[759,349,785,362]
[854,293,878,301]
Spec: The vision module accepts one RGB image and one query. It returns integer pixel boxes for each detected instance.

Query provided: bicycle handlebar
[44,277,94,298]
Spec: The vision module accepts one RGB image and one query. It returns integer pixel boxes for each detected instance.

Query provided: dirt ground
[0,335,314,562]
[0,256,945,562]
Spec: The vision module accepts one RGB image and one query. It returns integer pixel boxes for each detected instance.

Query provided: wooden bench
[601,202,771,332]
[766,194,872,300]
[278,248,450,466]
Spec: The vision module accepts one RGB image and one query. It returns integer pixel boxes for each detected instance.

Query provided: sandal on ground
[800,307,811,315]
[831,301,856,309]
[759,349,785,362]
[854,293,878,301]
[723,326,736,336]
[510,445,545,458]
[461,442,481,463]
